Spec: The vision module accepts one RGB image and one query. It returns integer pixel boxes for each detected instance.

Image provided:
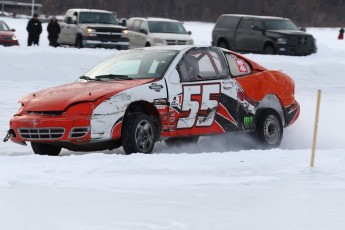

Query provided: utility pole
[31,0,35,16]
[2,0,4,16]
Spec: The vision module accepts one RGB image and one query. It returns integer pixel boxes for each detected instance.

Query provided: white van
[126,17,194,48]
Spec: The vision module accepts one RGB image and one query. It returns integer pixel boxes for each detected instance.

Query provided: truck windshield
[83,50,178,80]
[263,19,299,31]
[148,21,187,34]
[79,12,118,24]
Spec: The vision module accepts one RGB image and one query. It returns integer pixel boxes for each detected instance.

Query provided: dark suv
[212,14,317,55]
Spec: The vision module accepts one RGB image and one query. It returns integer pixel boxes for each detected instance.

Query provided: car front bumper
[9,113,92,145]
[83,37,129,49]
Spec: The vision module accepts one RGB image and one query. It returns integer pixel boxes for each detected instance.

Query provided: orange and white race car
[5,46,300,155]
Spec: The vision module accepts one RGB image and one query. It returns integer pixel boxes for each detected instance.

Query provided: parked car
[0,20,19,46]
[58,9,129,49]
[126,17,194,48]
[4,46,300,155]
[212,14,317,55]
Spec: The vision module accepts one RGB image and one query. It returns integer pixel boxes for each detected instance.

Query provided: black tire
[122,113,157,154]
[263,44,275,54]
[31,142,62,156]
[75,36,83,49]
[256,110,283,149]
[217,40,229,49]
[165,136,199,147]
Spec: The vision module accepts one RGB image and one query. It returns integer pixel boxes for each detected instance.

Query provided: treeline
[30,0,345,26]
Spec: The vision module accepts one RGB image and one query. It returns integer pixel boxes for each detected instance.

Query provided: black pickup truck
[212,14,317,56]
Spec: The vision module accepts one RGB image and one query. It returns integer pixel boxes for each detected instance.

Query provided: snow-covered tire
[256,109,283,149]
[31,142,61,156]
[165,136,199,147]
[122,113,157,154]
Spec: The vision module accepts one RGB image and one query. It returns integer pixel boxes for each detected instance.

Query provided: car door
[167,47,239,137]
[236,19,264,52]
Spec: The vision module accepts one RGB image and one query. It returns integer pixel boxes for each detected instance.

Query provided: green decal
[244,116,253,125]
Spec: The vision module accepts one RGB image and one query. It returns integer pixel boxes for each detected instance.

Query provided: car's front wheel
[75,36,83,49]
[255,109,283,149]
[263,44,275,54]
[31,142,62,156]
[122,112,157,154]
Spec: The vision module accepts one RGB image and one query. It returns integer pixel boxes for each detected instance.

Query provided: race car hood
[20,79,154,112]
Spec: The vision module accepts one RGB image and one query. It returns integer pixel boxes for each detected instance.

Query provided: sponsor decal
[244,116,254,125]
[171,95,182,107]
[149,83,163,92]
[234,57,249,73]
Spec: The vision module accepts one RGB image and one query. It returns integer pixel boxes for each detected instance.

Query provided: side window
[225,53,252,77]
[177,48,229,82]
[239,19,254,30]
[133,20,142,32]
[139,21,148,33]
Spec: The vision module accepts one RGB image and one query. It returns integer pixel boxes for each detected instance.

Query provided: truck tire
[75,36,83,49]
[122,112,157,154]
[263,44,275,54]
[255,109,283,149]
[217,40,229,49]
[165,136,199,147]
[31,142,61,156]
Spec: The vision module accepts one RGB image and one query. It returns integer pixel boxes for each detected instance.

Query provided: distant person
[47,16,61,47]
[338,28,344,40]
[26,13,42,46]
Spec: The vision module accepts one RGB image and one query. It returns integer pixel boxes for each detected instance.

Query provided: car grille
[69,127,89,138]
[289,35,314,46]
[18,128,65,139]
[166,40,187,45]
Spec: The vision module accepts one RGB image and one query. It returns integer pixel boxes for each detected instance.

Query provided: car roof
[68,9,112,14]
[129,17,181,22]
[220,14,289,20]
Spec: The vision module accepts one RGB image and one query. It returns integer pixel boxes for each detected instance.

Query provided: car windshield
[83,50,178,80]
[0,21,10,31]
[263,19,299,31]
[148,21,187,34]
[79,12,118,24]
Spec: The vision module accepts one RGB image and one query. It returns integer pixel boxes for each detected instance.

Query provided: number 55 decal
[177,83,221,129]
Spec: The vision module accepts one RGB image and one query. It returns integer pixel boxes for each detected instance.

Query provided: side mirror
[121,18,127,27]
[299,27,306,32]
[66,17,72,24]
[188,31,192,35]
[140,29,148,34]
[169,68,181,84]
[11,28,16,32]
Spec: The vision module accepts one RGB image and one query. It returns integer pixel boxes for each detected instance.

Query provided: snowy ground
[1,17,345,230]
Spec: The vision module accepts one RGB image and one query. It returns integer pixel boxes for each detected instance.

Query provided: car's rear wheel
[122,112,157,154]
[31,142,62,156]
[263,44,275,54]
[256,109,283,149]
[217,40,229,49]
[165,136,199,147]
